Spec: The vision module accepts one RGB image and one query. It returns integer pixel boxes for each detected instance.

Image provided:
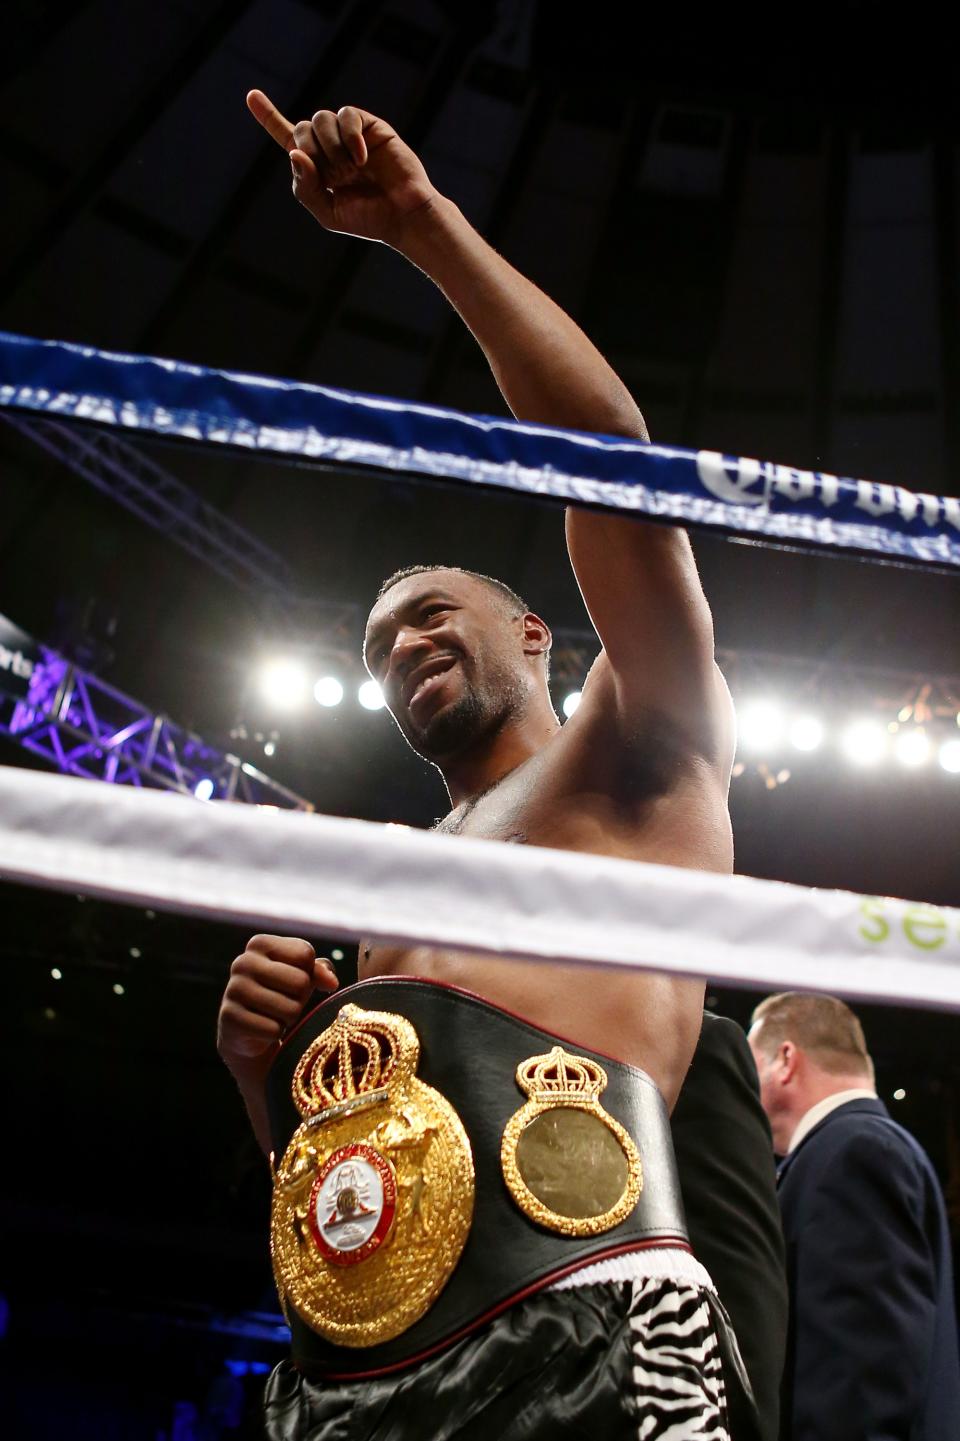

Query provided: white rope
[1,765,958,1010]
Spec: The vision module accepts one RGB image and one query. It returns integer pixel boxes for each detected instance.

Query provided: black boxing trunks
[265,1266,731,1440]
[263,978,737,1438]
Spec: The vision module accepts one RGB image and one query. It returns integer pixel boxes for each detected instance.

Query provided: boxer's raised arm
[397,198,730,760]
[249,95,731,762]
[246,91,642,435]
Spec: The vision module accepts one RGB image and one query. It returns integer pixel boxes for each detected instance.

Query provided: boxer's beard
[406,661,526,764]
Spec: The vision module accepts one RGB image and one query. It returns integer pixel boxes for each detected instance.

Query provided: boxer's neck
[440,694,560,807]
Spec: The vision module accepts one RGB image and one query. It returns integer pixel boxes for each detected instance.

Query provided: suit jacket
[777,1096,960,1441]
[672,1013,789,1441]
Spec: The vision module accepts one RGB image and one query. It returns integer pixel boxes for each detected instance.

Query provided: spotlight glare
[841,719,887,766]
[51,967,62,981]
[562,690,582,718]
[313,675,344,708]
[737,700,784,753]
[113,983,125,996]
[358,680,386,711]
[193,777,215,801]
[263,740,276,757]
[894,728,930,768]
[939,739,960,774]
[788,716,824,752]
[260,658,309,709]
[893,1088,906,1101]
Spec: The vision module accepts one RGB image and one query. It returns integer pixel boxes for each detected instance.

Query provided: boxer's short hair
[376,565,529,617]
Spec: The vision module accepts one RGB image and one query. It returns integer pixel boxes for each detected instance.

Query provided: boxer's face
[364,570,529,765]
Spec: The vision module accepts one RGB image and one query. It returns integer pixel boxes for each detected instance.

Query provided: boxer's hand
[247,90,437,246]
[217,933,338,1079]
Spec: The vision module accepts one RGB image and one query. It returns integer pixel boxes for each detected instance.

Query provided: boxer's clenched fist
[217,933,338,1080]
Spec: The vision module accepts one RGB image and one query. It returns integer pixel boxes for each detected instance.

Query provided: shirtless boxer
[217,93,765,1441]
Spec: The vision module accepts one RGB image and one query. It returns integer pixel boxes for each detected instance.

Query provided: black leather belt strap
[267,976,689,1379]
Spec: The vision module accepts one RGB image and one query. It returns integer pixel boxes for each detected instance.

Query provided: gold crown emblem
[515,1045,608,1102]
[292,1004,420,1118]
[273,1000,475,1349]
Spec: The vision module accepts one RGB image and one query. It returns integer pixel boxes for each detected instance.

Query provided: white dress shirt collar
[787,1088,878,1155]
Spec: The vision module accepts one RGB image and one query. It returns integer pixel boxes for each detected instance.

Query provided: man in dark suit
[748,991,960,1441]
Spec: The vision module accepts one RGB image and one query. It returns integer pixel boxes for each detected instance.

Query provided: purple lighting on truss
[0,646,311,811]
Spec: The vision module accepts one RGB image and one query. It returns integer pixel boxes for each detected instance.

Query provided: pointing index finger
[246,88,296,152]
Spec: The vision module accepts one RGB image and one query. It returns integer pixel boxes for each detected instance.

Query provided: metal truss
[0,412,348,809]
[1,413,359,635]
[0,647,312,811]
[713,646,960,724]
[551,626,960,717]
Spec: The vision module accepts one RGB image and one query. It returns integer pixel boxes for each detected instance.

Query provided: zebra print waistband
[549,1244,714,1293]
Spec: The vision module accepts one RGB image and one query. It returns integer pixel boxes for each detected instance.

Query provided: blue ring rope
[1,330,957,571]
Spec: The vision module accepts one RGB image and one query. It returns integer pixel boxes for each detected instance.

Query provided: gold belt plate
[271,1004,474,1348]
[501,1045,643,1236]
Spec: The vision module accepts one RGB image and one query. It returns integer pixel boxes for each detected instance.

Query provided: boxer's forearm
[395,195,648,441]
[251,90,645,437]
[227,1059,274,1158]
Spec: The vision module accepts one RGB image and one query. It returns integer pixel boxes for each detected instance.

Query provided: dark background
[1,2,959,1435]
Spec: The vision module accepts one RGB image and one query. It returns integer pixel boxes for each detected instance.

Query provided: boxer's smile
[403,654,458,719]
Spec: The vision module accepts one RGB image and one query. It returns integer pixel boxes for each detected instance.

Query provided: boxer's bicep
[565,508,731,764]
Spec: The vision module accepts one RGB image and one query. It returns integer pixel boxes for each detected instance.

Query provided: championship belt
[266,977,689,1379]
[271,1003,474,1347]
[501,1046,643,1237]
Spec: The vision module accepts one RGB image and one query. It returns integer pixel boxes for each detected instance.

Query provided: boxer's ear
[521,611,551,658]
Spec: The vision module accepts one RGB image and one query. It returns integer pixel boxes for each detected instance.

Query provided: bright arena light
[562,690,582,718]
[313,675,344,708]
[894,728,931,768]
[193,777,215,801]
[358,680,386,711]
[737,701,784,752]
[841,719,887,766]
[939,739,960,774]
[788,715,824,752]
[260,659,309,709]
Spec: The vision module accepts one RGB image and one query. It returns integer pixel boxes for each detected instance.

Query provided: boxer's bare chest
[355,712,728,1099]
[359,719,728,980]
